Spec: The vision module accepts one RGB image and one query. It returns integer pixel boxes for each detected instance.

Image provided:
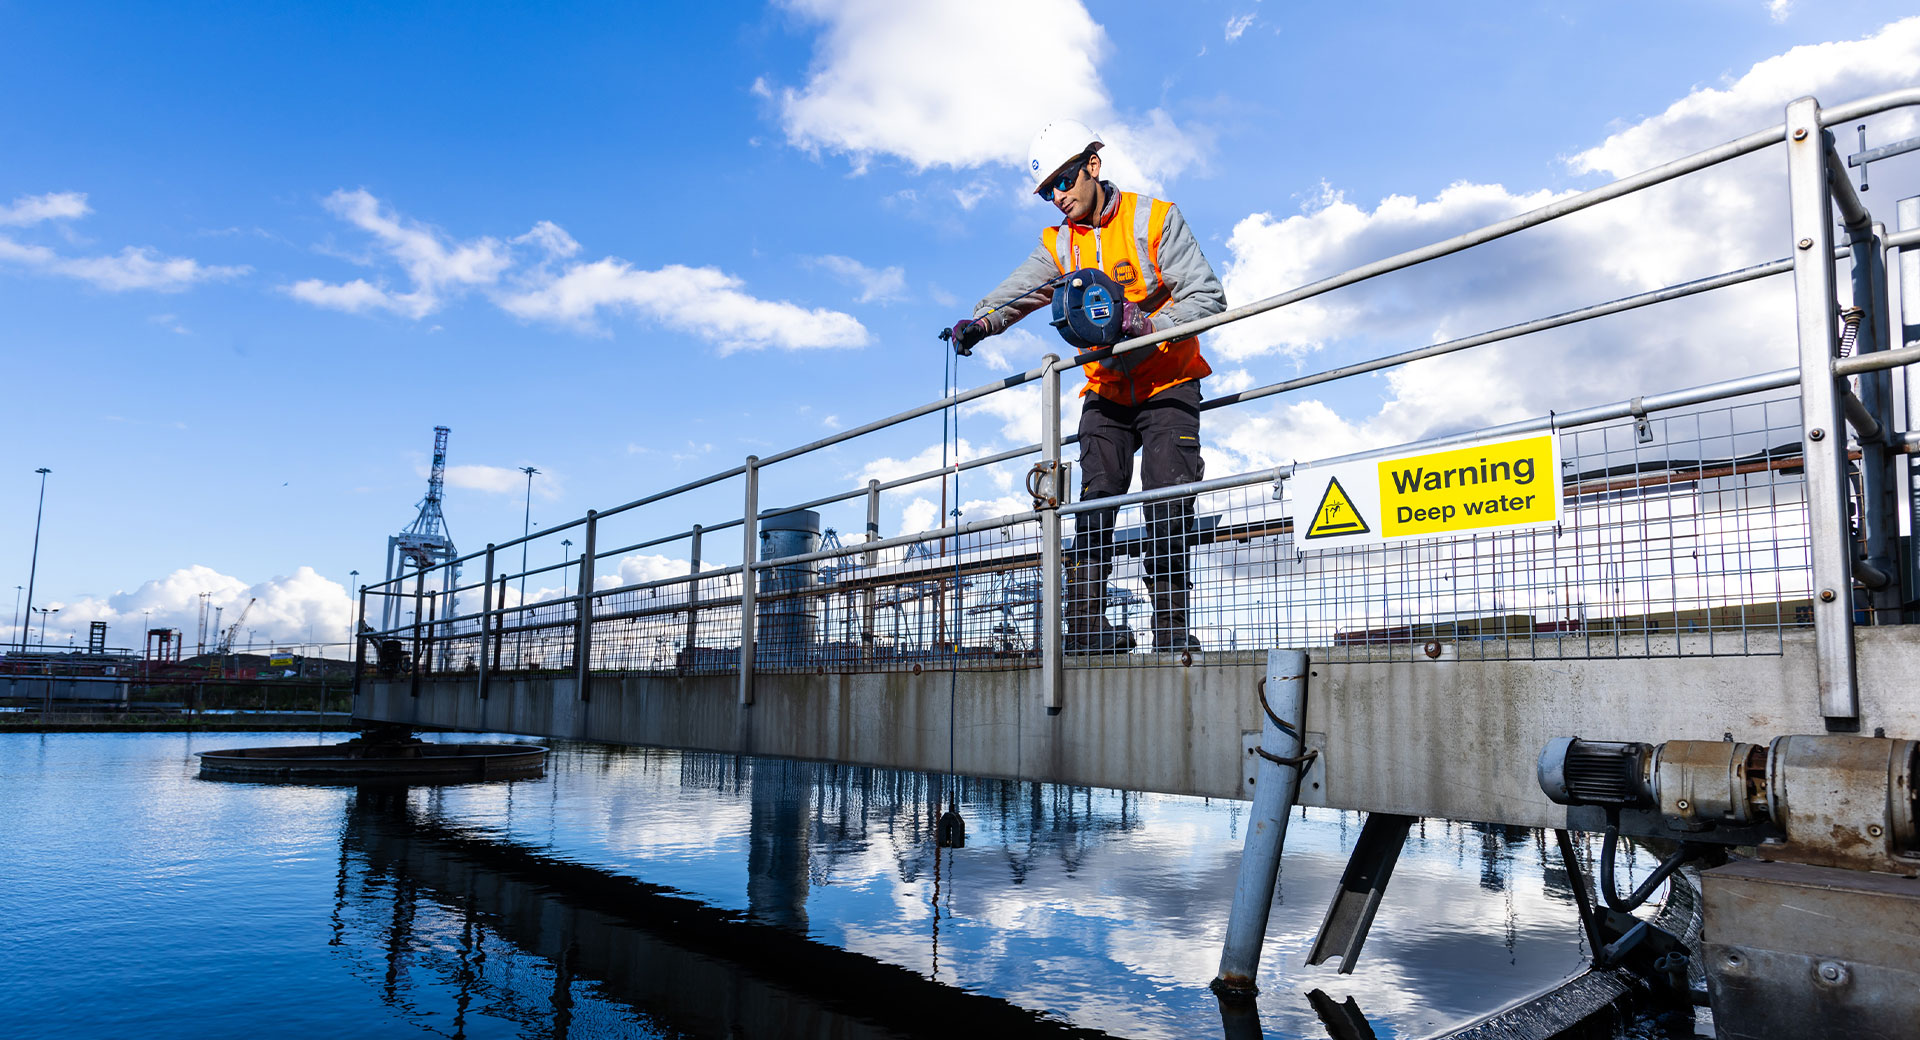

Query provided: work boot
[1065,559,1136,654]
[1150,578,1201,653]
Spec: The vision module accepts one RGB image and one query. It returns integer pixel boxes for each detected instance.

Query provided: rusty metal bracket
[1025,461,1060,510]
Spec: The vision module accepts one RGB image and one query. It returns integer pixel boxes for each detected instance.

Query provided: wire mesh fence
[365,396,1820,682]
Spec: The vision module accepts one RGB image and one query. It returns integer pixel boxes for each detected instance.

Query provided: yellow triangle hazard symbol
[1304,477,1370,539]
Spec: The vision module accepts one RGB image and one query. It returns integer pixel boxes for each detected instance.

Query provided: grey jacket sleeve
[1151,203,1227,329]
[971,244,1060,335]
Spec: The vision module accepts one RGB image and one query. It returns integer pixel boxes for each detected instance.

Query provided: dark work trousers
[1071,378,1204,580]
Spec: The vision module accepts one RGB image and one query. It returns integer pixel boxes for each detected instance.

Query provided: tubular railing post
[478,544,495,700]
[1039,356,1066,715]
[352,586,367,705]
[495,574,508,673]
[574,510,597,701]
[1786,96,1859,725]
[683,524,702,669]
[1212,648,1310,996]
[1854,220,1902,617]
[1901,196,1920,620]
[861,480,880,654]
[424,590,437,677]
[739,457,760,706]
[410,568,426,700]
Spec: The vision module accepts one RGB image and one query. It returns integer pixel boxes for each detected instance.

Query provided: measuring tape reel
[1049,267,1127,353]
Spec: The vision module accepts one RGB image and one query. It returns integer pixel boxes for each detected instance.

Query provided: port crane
[217,598,256,655]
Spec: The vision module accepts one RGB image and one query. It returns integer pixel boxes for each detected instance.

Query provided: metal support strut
[1212,648,1310,996]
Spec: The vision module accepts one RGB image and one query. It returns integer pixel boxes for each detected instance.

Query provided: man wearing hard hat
[949,120,1227,654]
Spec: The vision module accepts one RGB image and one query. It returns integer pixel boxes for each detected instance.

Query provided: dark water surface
[2,732,1609,1038]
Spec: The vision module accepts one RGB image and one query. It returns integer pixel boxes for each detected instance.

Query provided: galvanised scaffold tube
[1212,649,1310,996]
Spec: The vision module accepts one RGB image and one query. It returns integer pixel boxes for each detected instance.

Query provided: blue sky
[4,0,1919,651]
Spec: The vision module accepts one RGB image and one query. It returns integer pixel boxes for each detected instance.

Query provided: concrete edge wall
[358,627,1920,830]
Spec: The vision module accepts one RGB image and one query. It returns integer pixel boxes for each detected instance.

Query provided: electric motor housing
[1050,268,1127,352]
[1538,737,1656,808]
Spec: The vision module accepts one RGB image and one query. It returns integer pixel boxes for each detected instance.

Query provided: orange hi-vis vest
[1042,190,1212,405]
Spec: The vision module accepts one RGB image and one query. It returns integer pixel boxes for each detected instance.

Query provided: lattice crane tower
[382,425,461,629]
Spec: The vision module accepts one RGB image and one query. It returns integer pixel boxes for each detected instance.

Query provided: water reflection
[1,733,1624,1039]
[336,741,1606,1038]
[333,783,1113,1039]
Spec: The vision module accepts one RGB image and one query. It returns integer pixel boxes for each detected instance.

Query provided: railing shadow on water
[362,88,1920,727]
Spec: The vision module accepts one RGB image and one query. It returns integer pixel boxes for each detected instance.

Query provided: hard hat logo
[1028,119,1104,193]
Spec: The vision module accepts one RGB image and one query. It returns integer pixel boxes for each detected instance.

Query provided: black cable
[1598,813,1698,913]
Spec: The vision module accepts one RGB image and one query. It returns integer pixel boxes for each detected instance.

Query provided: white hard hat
[1028,119,1103,193]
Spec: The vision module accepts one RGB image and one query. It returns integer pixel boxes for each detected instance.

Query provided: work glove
[1120,301,1155,340]
[944,318,989,356]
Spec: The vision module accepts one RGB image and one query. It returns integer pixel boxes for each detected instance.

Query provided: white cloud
[1768,0,1792,24]
[0,238,248,292]
[42,565,354,653]
[291,188,512,318]
[808,253,908,303]
[498,259,869,351]
[288,190,869,351]
[0,191,90,225]
[1208,18,1920,466]
[285,277,412,315]
[0,192,249,294]
[1224,13,1256,40]
[770,0,1201,191]
[439,463,563,500]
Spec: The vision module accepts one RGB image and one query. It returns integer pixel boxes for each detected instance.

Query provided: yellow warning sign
[1376,434,1557,538]
[1290,432,1561,550]
[1304,477,1370,539]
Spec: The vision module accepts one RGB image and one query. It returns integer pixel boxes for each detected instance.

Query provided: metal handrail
[364,89,1920,707]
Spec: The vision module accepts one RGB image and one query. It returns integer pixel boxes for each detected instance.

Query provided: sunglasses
[1039,155,1091,202]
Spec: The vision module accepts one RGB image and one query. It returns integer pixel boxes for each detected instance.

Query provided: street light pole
[21,468,50,652]
[519,466,539,606]
[35,606,58,646]
[11,585,21,651]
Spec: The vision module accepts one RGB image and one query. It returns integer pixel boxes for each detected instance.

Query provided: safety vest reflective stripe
[1041,191,1211,405]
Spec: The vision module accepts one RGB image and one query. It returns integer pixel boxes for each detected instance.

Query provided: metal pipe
[1816,87,1920,128]
[593,563,743,600]
[748,508,1044,570]
[761,441,1046,519]
[861,483,879,651]
[684,525,702,667]
[1833,343,1920,376]
[1213,649,1310,995]
[478,544,495,701]
[739,457,759,707]
[755,367,1048,469]
[1842,387,1886,442]
[1082,121,1794,370]
[1203,257,1795,412]
[1826,136,1872,232]
[574,510,597,700]
[1855,222,1903,617]
[352,586,367,706]
[1039,357,1065,715]
[592,464,749,521]
[410,568,425,700]
[1786,96,1859,724]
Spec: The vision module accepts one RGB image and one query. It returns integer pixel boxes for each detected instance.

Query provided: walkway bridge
[355,91,1920,1028]
[358,88,1920,825]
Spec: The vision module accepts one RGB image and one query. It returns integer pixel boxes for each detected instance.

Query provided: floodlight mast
[383,426,461,629]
